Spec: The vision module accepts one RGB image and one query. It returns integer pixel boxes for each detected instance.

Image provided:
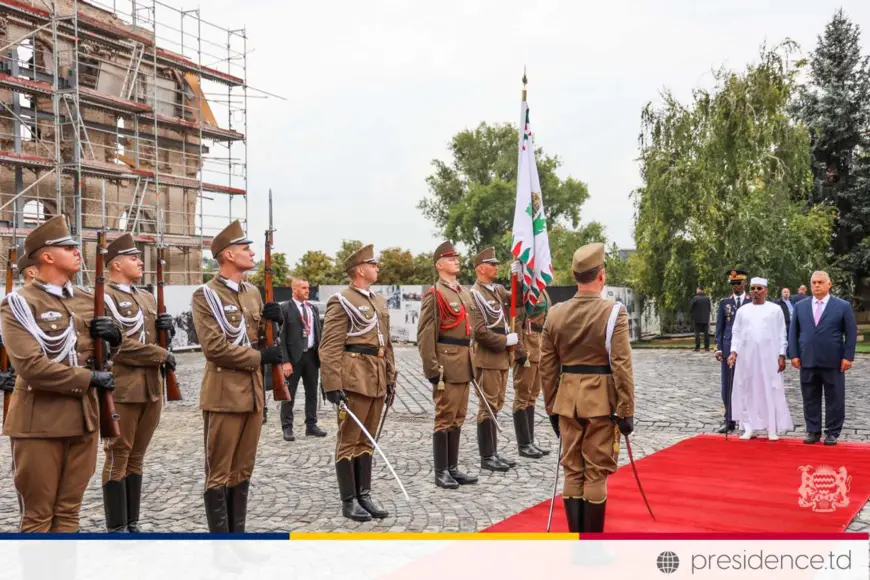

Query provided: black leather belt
[490,327,506,335]
[562,364,612,374]
[345,344,381,357]
[438,337,470,346]
[531,324,544,332]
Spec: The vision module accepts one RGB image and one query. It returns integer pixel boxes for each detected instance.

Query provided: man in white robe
[727,277,794,440]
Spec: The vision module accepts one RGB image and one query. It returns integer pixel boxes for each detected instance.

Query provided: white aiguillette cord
[471,288,506,330]
[4,292,79,366]
[200,284,249,346]
[336,293,383,346]
[104,294,145,343]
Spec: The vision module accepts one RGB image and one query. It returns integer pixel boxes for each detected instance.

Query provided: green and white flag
[510,98,553,308]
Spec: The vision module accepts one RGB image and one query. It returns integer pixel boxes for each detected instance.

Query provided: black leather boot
[125,474,143,533]
[514,410,543,458]
[228,480,250,532]
[102,479,128,533]
[490,419,515,467]
[354,454,388,518]
[563,497,585,533]
[203,486,229,533]
[526,406,550,455]
[336,458,371,521]
[434,430,460,489]
[447,427,477,484]
[584,499,606,533]
[280,401,295,441]
[478,419,509,472]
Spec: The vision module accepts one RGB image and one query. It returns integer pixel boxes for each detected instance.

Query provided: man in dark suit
[279,278,327,440]
[775,288,792,356]
[689,287,712,351]
[714,269,751,434]
[791,285,809,304]
[788,271,857,445]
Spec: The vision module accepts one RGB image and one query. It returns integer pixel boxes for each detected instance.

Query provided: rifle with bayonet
[157,208,182,401]
[265,189,290,401]
[95,188,120,438]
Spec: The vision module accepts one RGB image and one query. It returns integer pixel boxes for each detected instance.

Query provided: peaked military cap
[24,214,78,260]
[433,241,459,264]
[105,233,140,265]
[211,219,253,258]
[345,244,378,272]
[15,240,34,274]
[473,247,500,267]
[572,242,605,273]
[727,269,748,282]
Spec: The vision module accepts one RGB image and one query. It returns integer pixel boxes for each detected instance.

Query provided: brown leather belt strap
[562,364,612,374]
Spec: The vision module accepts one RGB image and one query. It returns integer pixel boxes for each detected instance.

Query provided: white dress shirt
[293,298,315,349]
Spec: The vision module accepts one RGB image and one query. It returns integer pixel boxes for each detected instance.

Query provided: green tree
[249,252,291,287]
[632,41,835,316]
[291,250,335,286]
[796,9,870,303]
[546,224,606,285]
[376,247,415,284]
[325,239,364,283]
[604,244,634,287]
[418,122,594,260]
[409,253,435,285]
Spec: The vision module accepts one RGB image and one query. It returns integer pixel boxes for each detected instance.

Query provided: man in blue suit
[788,271,857,445]
[714,269,751,434]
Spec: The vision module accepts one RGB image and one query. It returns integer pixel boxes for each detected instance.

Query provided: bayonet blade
[268,188,274,233]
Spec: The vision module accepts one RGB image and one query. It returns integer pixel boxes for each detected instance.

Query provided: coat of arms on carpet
[798,465,851,512]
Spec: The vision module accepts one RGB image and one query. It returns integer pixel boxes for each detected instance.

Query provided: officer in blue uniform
[714,269,751,434]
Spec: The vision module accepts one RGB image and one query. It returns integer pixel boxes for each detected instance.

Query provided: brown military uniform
[320,244,397,521]
[511,287,551,458]
[417,241,482,489]
[539,243,634,533]
[191,220,268,533]
[1,215,117,532]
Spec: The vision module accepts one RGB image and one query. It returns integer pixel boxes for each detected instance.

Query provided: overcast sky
[192,0,870,266]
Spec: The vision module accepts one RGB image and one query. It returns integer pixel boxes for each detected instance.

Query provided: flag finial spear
[522,66,527,101]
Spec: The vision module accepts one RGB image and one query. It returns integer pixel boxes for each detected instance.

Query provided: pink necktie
[814,300,823,325]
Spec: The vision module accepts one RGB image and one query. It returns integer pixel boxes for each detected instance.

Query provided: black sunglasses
[750,286,766,291]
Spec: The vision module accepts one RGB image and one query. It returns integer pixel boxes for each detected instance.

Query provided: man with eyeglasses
[714,269,751,434]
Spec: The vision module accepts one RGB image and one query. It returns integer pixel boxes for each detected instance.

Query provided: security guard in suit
[100,233,176,532]
[191,220,284,533]
[540,242,635,533]
[714,269,750,434]
[1,215,123,532]
[319,244,397,522]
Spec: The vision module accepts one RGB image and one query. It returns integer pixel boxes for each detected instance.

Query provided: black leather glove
[386,383,396,407]
[326,389,347,405]
[549,415,560,438]
[90,317,122,347]
[515,356,527,367]
[156,313,176,337]
[428,374,441,386]
[89,370,115,391]
[0,371,14,393]
[164,352,177,372]
[617,416,634,436]
[261,346,283,366]
[262,302,283,322]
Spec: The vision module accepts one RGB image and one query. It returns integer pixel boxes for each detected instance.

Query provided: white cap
[751,277,768,287]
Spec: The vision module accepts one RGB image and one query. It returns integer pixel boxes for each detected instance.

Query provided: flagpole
[511,68,527,335]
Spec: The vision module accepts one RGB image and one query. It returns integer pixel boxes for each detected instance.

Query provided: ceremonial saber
[624,434,656,521]
[339,401,410,502]
[726,358,736,442]
[470,379,501,432]
[546,438,562,532]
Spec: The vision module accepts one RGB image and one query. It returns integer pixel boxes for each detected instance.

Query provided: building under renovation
[0,0,248,285]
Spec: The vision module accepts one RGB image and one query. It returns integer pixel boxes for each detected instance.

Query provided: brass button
[51,324,57,330]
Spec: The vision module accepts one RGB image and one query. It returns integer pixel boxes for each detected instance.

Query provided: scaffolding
[0,0,248,285]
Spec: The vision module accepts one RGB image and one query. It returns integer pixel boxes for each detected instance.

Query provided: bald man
[788,271,857,446]
[279,278,326,441]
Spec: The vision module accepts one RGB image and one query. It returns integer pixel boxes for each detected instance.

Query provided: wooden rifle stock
[1,246,14,422]
[94,231,120,438]
[156,247,182,401]
[264,229,290,401]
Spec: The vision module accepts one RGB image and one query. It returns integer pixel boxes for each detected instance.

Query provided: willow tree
[632,41,835,317]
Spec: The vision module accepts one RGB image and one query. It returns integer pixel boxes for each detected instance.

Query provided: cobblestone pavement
[1,347,868,533]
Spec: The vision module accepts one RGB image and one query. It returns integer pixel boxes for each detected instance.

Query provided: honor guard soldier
[0,242,35,397]
[0,215,123,532]
[320,244,397,522]
[417,241,481,489]
[714,269,750,434]
[469,247,519,471]
[540,242,635,532]
[191,220,284,533]
[511,281,551,459]
[100,234,177,532]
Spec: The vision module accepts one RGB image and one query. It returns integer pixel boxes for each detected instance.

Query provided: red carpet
[483,434,870,533]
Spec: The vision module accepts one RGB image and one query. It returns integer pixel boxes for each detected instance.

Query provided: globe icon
[657,551,680,574]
